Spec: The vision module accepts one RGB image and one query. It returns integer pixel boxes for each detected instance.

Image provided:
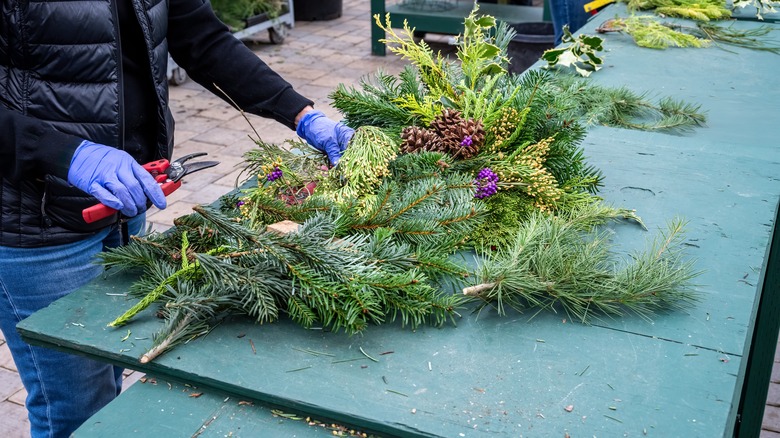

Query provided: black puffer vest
[0,0,175,247]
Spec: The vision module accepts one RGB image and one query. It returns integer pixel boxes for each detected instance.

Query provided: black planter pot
[506,22,555,74]
[293,0,342,21]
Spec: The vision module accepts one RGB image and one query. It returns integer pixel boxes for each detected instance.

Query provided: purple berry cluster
[474,167,498,199]
[461,135,473,147]
[266,166,283,182]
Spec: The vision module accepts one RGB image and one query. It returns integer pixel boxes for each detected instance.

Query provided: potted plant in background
[210,0,286,31]
[293,0,343,21]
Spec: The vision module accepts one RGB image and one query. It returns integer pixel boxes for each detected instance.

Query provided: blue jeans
[549,0,592,45]
[0,215,145,438]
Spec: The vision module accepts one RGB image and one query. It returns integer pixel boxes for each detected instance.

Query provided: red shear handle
[142,158,170,175]
[81,179,182,223]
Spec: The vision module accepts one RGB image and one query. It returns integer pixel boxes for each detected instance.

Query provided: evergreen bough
[97,5,702,362]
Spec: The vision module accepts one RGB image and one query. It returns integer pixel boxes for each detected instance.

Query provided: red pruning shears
[82,152,220,223]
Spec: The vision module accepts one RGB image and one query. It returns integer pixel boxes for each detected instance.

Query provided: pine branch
[543,74,707,133]
[679,22,780,54]
[467,210,700,322]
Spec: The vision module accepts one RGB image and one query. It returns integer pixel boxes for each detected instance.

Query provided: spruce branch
[139,286,234,363]
[140,312,198,364]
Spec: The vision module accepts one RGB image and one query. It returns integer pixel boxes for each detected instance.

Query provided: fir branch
[141,314,193,363]
[139,287,234,363]
[329,70,417,130]
[97,236,170,271]
[108,233,201,327]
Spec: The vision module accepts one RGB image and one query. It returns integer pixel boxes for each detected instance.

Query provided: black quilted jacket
[0,0,313,247]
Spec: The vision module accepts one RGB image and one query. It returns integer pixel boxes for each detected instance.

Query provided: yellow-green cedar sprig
[374,13,456,101]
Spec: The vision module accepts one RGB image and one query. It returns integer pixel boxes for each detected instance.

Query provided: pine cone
[430,109,465,138]
[400,126,443,154]
[439,118,486,159]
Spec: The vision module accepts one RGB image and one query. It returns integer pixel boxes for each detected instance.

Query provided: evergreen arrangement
[99,5,702,362]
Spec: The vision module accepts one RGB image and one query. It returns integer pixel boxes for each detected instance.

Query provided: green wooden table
[17,6,780,437]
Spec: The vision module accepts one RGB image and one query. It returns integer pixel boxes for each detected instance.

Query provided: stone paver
[0,367,24,402]
[1,0,779,436]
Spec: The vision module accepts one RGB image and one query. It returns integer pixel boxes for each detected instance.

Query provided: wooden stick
[140,314,193,364]
[462,282,496,296]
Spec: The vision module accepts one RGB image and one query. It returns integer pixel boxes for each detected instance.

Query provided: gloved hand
[67,140,167,217]
[295,110,354,166]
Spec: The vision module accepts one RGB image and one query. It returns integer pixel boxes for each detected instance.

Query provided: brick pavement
[1,1,779,436]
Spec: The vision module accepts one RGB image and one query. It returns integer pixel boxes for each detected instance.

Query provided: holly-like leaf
[541,48,568,65]
[478,61,506,77]
[479,43,502,58]
[474,16,497,27]
[541,25,604,77]
[581,35,605,50]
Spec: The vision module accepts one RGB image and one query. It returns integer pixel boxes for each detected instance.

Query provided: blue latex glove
[295,110,354,165]
[67,140,167,217]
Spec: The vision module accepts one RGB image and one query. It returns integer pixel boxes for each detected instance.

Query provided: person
[549,0,593,45]
[0,1,353,436]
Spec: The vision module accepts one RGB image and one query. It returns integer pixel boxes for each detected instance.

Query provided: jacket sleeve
[0,105,84,183]
[167,0,314,130]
